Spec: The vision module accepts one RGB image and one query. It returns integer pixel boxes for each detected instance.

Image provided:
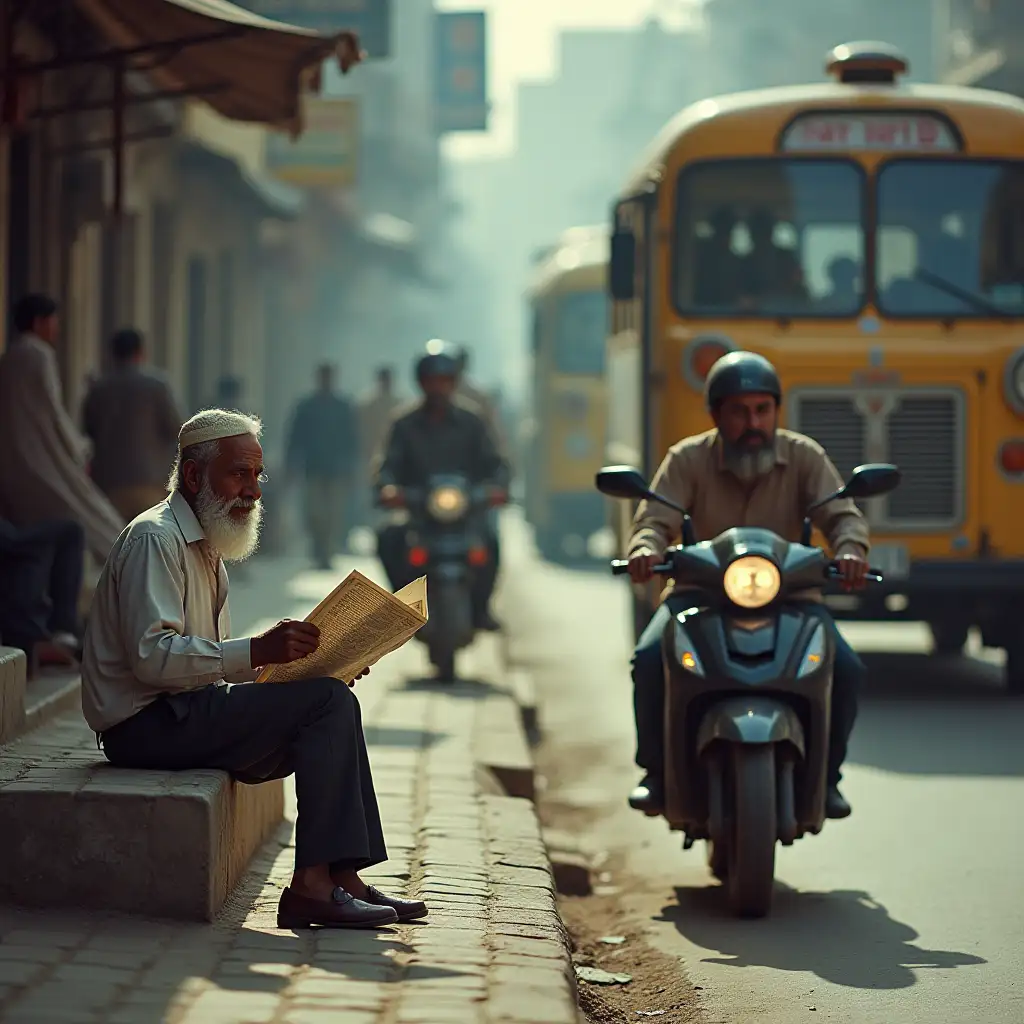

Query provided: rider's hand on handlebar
[487,488,509,508]
[834,552,869,591]
[378,484,405,509]
[628,549,660,584]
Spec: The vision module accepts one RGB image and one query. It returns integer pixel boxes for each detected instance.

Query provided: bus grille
[788,389,963,530]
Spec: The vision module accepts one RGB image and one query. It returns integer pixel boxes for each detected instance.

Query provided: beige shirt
[630,429,869,597]
[81,491,254,733]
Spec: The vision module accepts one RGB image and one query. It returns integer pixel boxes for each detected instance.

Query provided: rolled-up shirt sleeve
[116,534,252,688]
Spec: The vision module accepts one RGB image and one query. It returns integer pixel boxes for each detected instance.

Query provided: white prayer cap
[178,408,262,451]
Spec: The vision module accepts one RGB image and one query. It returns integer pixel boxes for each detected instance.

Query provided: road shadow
[848,652,1024,776]
[398,676,506,700]
[656,882,986,990]
[365,724,445,749]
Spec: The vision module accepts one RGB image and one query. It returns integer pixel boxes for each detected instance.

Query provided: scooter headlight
[723,556,781,609]
[427,485,469,522]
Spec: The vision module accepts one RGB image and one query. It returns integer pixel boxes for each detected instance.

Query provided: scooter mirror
[842,463,902,500]
[595,466,650,500]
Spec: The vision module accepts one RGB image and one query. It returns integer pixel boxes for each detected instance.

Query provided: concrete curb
[471,634,581,1022]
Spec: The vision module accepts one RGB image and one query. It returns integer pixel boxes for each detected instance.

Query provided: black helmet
[704,351,782,410]
[416,339,461,381]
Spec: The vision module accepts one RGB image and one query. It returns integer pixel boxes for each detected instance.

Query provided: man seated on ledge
[81,408,427,930]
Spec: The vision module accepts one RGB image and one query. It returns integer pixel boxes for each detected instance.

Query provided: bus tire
[1006,635,1024,695]
[928,619,969,657]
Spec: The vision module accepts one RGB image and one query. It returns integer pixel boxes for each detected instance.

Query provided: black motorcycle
[597,461,901,918]
[393,474,497,681]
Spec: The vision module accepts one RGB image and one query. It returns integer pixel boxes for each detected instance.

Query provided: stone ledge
[0,647,27,743]
[24,673,81,737]
[0,712,284,922]
[482,793,578,1020]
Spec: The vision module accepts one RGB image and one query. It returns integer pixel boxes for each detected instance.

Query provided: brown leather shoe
[365,885,428,922]
[277,886,399,929]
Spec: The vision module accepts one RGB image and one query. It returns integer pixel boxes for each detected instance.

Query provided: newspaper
[255,572,428,685]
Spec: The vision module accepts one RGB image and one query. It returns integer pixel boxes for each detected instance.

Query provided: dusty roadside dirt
[535,747,704,1024]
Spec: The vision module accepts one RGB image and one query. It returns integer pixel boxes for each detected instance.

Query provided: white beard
[194,477,262,562]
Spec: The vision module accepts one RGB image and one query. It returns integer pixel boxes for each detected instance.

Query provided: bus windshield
[876,159,1024,318]
[673,158,865,318]
[554,290,607,374]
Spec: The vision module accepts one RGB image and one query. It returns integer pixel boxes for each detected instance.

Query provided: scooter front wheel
[726,744,777,918]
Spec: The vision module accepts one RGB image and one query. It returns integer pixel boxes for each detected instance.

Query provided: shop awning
[72,0,363,135]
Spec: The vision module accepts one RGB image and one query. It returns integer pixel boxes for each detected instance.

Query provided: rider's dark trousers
[631,594,862,787]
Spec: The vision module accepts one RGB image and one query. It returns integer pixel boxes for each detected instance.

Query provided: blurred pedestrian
[453,346,502,443]
[82,327,183,522]
[0,294,124,561]
[355,366,402,530]
[0,516,84,675]
[286,364,359,569]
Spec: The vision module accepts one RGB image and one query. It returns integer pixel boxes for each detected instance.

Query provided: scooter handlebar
[610,558,885,583]
[610,558,673,576]
[826,563,884,583]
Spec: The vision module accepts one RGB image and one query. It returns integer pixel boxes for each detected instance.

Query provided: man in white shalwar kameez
[0,294,125,561]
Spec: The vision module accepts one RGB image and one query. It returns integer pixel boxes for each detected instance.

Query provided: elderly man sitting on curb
[81,408,427,930]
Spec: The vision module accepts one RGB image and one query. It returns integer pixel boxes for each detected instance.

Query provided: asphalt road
[499,514,1024,1024]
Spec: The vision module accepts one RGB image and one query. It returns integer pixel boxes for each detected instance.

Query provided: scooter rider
[374,341,509,631]
[627,351,870,821]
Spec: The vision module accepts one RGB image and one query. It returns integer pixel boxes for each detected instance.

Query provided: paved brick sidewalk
[0,559,578,1024]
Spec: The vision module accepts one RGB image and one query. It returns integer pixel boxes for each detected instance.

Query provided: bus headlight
[1006,349,1024,415]
[427,485,468,522]
[723,556,781,609]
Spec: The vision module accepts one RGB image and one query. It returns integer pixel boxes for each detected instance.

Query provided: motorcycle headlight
[427,485,468,522]
[722,555,781,609]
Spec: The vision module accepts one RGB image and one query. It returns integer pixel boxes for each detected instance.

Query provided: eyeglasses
[229,468,269,485]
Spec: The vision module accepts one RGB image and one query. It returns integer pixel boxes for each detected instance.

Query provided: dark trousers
[0,519,84,650]
[631,597,862,787]
[101,678,387,872]
[376,522,498,615]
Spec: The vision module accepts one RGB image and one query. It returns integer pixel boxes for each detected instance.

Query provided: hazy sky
[437,0,699,160]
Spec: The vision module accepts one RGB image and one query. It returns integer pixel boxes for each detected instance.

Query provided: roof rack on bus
[826,41,908,85]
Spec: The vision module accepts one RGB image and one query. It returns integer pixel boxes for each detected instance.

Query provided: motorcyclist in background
[374,342,509,631]
[626,352,871,821]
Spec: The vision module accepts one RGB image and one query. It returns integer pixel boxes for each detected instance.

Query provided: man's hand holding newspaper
[254,573,429,685]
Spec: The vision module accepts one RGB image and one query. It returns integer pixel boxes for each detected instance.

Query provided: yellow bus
[525,226,610,562]
[606,41,1024,689]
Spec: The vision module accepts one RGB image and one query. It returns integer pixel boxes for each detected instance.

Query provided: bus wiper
[913,267,1010,318]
